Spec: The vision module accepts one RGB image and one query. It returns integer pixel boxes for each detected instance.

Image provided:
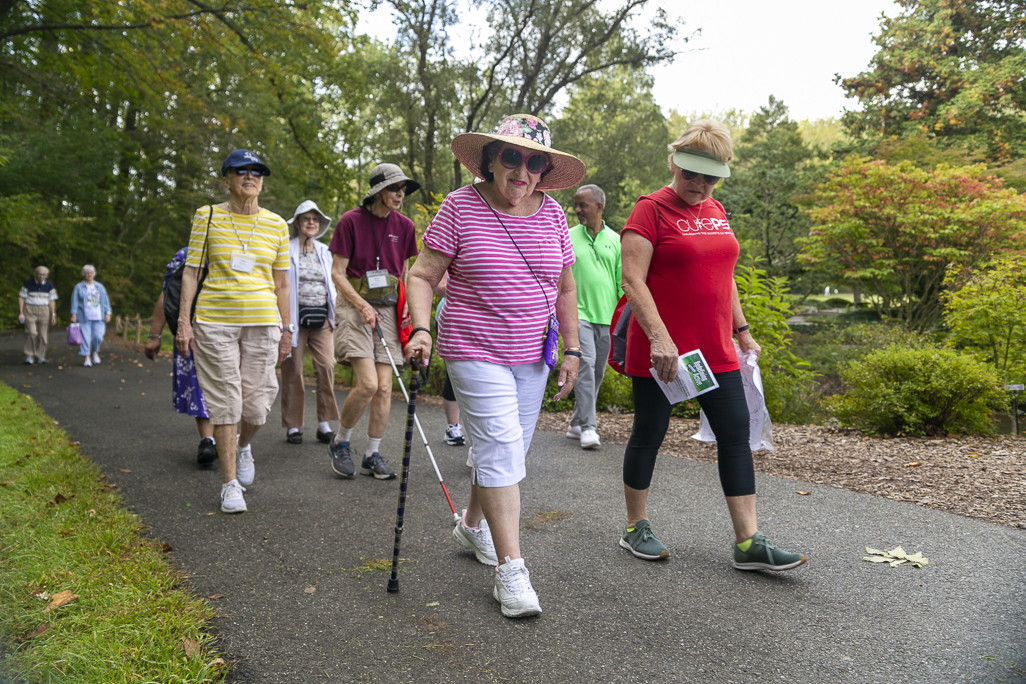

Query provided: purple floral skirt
[172,347,209,419]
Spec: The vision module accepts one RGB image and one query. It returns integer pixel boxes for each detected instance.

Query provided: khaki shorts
[193,324,282,426]
[335,299,402,366]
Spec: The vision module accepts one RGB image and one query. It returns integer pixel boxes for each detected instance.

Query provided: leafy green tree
[943,255,1026,383]
[549,66,668,229]
[716,97,815,283]
[800,157,1026,331]
[837,0,1026,160]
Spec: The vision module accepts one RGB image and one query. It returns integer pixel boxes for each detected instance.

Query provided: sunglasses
[680,168,722,185]
[231,167,265,178]
[385,183,406,193]
[498,146,550,175]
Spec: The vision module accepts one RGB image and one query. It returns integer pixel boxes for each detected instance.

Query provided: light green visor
[672,147,730,179]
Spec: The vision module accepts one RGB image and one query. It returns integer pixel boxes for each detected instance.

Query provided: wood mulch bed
[535,410,1026,530]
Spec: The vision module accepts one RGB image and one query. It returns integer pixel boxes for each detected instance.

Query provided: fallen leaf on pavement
[304,586,316,594]
[161,543,173,552]
[796,491,811,495]
[905,461,922,467]
[118,469,131,473]
[207,594,225,600]
[43,590,77,612]
[426,602,440,607]
[863,546,929,568]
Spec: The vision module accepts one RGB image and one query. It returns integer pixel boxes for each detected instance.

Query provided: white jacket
[287,237,337,348]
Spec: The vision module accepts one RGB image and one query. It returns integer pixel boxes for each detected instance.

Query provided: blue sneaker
[732,532,807,571]
[328,440,355,478]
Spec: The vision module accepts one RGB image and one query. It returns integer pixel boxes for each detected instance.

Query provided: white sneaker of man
[580,429,601,450]
[91,352,101,364]
[237,443,255,486]
[220,479,247,514]
[452,510,498,566]
[24,355,34,365]
[565,424,581,440]
[493,556,541,618]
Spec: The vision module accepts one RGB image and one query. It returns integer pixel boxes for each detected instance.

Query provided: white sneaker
[444,423,466,446]
[452,510,498,566]
[24,355,34,365]
[237,443,254,486]
[580,429,601,450]
[493,556,541,618]
[83,357,92,367]
[220,479,247,514]
[565,424,582,440]
[91,352,101,364]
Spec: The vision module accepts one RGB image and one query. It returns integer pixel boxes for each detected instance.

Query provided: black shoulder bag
[164,206,212,336]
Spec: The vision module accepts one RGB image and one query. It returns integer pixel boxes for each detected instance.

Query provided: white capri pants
[445,359,549,488]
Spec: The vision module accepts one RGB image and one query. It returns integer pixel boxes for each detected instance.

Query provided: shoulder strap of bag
[471,185,551,312]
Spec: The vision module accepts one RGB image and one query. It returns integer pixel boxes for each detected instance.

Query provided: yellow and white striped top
[186,205,290,326]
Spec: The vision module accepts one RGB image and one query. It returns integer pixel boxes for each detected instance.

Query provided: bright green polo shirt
[569,222,622,326]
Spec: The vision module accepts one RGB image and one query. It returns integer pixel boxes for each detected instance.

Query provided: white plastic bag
[690,343,775,453]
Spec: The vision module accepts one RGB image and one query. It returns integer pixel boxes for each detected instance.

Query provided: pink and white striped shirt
[424,185,575,365]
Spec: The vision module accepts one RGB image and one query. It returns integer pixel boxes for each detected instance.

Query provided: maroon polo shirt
[328,206,419,279]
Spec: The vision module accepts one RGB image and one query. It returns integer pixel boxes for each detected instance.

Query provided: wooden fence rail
[114,315,154,344]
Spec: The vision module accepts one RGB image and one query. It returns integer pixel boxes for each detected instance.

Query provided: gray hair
[577,184,606,206]
[81,264,96,277]
[35,266,49,275]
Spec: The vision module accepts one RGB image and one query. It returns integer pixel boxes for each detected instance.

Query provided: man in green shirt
[566,184,622,449]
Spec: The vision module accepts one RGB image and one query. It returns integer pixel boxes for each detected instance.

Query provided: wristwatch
[283,323,296,334]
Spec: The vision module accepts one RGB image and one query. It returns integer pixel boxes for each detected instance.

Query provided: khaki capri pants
[192,324,281,426]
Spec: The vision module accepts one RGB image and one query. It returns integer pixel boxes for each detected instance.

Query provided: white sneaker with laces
[444,423,466,446]
[565,424,582,440]
[91,352,101,364]
[83,357,92,367]
[237,443,254,486]
[220,479,247,514]
[580,429,601,449]
[493,556,541,618]
[452,510,497,566]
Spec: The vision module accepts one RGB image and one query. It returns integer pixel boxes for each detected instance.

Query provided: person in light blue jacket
[280,200,340,445]
[69,264,112,366]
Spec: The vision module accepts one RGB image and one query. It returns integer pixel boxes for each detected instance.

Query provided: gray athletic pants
[570,320,610,432]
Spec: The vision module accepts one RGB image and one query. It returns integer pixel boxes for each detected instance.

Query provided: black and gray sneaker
[328,440,355,478]
[361,452,396,480]
[197,437,217,465]
[444,423,466,446]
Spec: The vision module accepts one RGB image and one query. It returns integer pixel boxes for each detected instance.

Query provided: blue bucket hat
[221,149,271,177]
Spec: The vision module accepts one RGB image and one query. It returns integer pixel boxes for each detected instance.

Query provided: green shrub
[823,297,852,309]
[826,345,1006,436]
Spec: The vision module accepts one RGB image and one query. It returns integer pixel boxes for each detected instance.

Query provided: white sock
[287,427,300,435]
[318,421,331,433]
[366,437,382,456]
[335,426,353,444]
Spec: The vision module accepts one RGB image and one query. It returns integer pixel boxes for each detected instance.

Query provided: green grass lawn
[0,383,224,683]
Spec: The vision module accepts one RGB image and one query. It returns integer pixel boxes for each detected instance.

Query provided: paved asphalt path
[2,331,1024,683]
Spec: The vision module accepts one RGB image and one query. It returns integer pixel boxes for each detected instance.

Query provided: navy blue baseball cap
[221,149,271,177]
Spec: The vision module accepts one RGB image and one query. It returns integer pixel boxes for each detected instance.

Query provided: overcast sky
[356,0,902,122]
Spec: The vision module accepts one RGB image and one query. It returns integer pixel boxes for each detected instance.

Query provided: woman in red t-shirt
[617,120,807,572]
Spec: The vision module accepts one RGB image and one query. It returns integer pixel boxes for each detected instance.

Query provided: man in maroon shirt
[327,163,420,481]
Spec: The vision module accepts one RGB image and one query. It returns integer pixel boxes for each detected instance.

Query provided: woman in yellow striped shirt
[176,149,292,514]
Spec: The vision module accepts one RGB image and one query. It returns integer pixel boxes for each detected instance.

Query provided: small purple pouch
[542,313,559,372]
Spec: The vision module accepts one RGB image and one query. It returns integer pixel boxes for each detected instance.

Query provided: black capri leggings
[442,365,456,402]
[623,370,755,497]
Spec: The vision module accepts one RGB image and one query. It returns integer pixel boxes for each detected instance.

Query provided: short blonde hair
[668,119,733,174]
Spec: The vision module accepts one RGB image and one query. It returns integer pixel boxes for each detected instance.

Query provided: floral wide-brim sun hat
[450,114,587,192]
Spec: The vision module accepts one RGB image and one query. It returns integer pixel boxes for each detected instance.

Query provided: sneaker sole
[581,441,600,450]
[331,462,355,478]
[452,526,498,566]
[197,452,217,466]
[360,467,396,480]
[492,587,542,618]
[565,432,581,440]
[445,438,465,446]
[220,503,247,514]
[619,538,670,560]
[732,556,807,572]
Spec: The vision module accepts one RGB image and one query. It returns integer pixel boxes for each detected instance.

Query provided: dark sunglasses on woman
[499,146,550,175]
[680,168,722,185]
[232,167,265,177]
[385,183,406,193]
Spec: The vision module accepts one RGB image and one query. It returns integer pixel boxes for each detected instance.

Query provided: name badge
[230,251,256,274]
[366,269,389,289]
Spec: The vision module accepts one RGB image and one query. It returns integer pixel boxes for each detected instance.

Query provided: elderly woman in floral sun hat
[405,114,585,619]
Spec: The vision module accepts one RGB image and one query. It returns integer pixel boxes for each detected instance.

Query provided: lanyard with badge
[364,216,391,288]
[227,212,258,273]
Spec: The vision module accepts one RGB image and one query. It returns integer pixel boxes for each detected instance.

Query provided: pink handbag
[67,323,83,345]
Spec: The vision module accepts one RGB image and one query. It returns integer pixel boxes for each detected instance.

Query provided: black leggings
[623,370,755,497]
[442,366,456,402]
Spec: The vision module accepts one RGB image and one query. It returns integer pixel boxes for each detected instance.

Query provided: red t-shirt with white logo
[621,185,740,377]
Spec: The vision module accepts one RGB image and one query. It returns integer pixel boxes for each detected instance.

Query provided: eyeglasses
[231,167,265,178]
[385,183,406,193]
[680,169,722,185]
[498,146,550,175]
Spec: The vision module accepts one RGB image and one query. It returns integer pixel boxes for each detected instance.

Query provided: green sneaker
[732,531,807,571]
[619,519,669,560]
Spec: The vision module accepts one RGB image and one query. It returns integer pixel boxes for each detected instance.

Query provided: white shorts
[445,360,549,488]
